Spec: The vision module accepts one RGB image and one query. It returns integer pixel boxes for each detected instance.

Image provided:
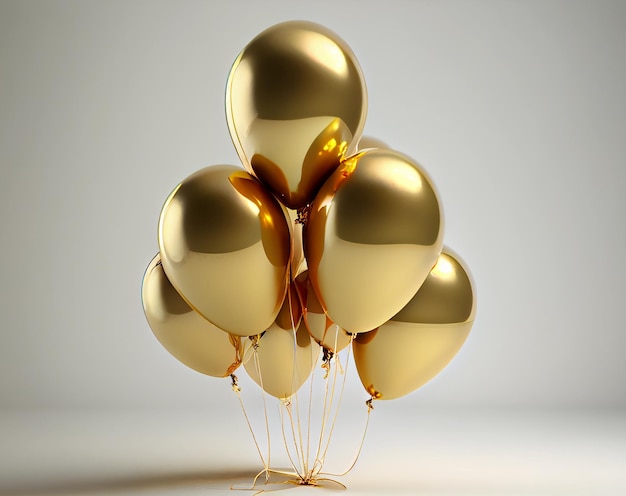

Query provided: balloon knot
[295,206,310,225]
[321,347,334,379]
[230,374,241,393]
[322,347,334,363]
[366,397,375,412]
[249,334,261,350]
[366,385,382,400]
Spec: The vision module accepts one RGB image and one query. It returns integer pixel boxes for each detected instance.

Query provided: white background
[1,1,625,494]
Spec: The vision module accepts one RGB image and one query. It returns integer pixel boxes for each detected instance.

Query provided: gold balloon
[243,293,319,399]
[141,254,241,377]
[304,148,444,334]
[353,248,476,400]
[226,21,367,209]
[158,165,291,337]
[274,281,303,332]
[294,270,351,353]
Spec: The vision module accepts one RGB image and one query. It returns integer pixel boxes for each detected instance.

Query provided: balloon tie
[249,334,261,350]
[321,347,334,379]
[230,374,241,393]
[295,206,310,225]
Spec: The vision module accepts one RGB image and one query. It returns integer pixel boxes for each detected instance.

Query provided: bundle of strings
[230,328,373,491]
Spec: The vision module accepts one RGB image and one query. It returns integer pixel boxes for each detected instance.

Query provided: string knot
[230,374,241,393]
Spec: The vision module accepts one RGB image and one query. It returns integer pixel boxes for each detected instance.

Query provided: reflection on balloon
[353,248,475,400]
[158,165,291,337]
[294,270,351,353]
[305,148,444,334]
[226,21,367,209]
[141,254,241,377]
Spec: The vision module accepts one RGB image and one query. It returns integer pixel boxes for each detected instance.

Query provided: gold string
[234,320,372,488]
[278,399,303,479]
[251,344,272,481]
[321,397,372,477]
[230,374,267,471]
[316,333,354,470]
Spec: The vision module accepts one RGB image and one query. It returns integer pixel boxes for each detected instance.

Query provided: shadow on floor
[0,467,259,495]
[0,467,350,495]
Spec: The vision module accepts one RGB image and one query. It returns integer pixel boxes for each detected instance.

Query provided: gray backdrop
[1,0,624,411]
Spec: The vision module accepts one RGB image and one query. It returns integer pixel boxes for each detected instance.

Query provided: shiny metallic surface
[226,21,367,209]
[242,284,317,399]
[158,165,291,337]
[353,248,475,400]
[294,270,351,352]
[274,281,303,331]
[393,247,476,324]
[141,254,241,378]
[304,149,444,333]
[242,320,319,399]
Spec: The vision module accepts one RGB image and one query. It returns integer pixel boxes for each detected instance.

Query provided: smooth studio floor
[1,406,625,496]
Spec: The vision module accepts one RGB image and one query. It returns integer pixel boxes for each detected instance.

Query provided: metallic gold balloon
[294,270,351,353]
[226,21,367,209]
[274,281,303,332]
[304,148,444,334]
[353,248,476,400]
[141,254,241,377]
[158,165,291,337]
[242,293,319,399]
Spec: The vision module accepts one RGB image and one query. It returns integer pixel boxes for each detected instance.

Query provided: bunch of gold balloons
[142,21,475,402]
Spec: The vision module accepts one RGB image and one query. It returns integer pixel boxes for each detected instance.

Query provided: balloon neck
[230,374,241,393]
[322,346,334,363]
[321,347,335,379]
[248,334,262,350]
[295,205,310,225]
[366,385,383,402]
